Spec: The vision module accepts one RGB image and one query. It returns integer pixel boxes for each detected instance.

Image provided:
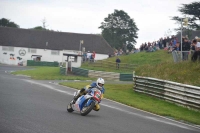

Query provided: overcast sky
[0,0,196,48]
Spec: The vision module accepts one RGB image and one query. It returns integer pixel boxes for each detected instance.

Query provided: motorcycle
[67,87,102,116]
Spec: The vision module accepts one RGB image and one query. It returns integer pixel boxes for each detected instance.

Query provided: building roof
[0,27,114,54]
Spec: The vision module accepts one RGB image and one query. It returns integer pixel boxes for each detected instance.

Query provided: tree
[127,43,135,52]
[171,2,200,31]
[31,26,46,30]
[30,18,48,31]
[41,18,48,29]
[0,18,19,28]
[99,10,139,51]
[30,18,58,31]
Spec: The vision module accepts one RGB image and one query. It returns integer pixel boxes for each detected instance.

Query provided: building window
[28,48,37,53]
[2,46,14,51]
[51,50,59,55]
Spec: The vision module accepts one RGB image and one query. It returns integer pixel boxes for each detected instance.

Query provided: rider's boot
[72,88,86,103]
[93,104,100,111]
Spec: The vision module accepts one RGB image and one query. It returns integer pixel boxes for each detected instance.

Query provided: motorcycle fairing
[75,95,92,111]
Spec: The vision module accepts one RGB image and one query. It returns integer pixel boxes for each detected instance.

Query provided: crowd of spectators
[82,34,200,63]
[139,35,200,62]
[114,48,124,56]
[139,35,179,52]
[83,51,96,62]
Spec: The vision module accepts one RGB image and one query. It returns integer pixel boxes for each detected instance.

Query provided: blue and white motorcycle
[67,88,102,116]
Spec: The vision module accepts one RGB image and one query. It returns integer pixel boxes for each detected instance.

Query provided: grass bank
[82,50,200,86]
[60,82,200,125]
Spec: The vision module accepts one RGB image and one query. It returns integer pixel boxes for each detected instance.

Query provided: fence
[172,51,191,63]
[83,60,137,72]
[27,60,59,67]
[133,76,200,110]
[60,67,66,75]
[72,67,89,77]
[172,51,181,63]
[71,67,133,81]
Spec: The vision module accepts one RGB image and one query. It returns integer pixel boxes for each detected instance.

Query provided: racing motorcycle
[67,87,102,116]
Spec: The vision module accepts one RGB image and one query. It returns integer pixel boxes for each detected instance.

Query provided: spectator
[191,39,196,57]
[172,42,180,51]
[144,42,147,50]
[92,51,96,62]
[148,46,155,52]
[163,37,167,48]
[83,52,87,62]
[181,37,190,60]
[114,50,118,56]
[172,36,177,48]
[144,42,148,51]
[86,51,91,62]
[191,39,200,62]
[159,38,163,49]
[166,36,170,47]
[119,49,123,55]
[156,41,160,50]
[116,57,121,69]
[140,43,144,51]
[108,53,112,58]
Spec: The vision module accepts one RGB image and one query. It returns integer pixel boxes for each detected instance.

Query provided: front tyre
[67,103,74,112]
[80,101,95,116]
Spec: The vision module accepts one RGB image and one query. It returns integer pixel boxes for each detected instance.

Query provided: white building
[0,27,114,67]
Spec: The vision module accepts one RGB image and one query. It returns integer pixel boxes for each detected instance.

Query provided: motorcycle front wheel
[80,101,95,116]
[67,103,74,112]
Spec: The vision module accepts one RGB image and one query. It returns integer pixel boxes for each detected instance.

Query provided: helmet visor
[98,83,104,87]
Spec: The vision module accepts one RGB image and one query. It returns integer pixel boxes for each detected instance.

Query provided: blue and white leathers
[87,82,105,94]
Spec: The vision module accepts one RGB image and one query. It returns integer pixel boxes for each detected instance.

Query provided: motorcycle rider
[72,78,105,111]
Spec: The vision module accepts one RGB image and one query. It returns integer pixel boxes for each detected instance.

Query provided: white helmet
[96,78,105,90]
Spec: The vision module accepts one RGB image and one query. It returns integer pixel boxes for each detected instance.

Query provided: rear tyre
[67,103,74,112]
[80,101,95,116]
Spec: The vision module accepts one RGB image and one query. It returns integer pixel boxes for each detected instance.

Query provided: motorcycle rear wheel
[80,101,95,116]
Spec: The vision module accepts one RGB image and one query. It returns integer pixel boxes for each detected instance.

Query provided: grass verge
[59,82,200,125]
[11,67,95,80]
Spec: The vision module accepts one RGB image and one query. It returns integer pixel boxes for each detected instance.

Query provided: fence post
[133,71,135,77]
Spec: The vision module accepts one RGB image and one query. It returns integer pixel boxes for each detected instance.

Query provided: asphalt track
[0,64,199,133]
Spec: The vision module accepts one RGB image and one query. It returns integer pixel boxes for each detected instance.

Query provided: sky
[0,0,196,48]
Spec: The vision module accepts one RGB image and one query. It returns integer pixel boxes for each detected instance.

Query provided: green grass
[135,61,200,86]
[12,67,95,80]
[59,82,200,125]
[82,50,200,86]
[82,50,173,70]
[105,50,173,65]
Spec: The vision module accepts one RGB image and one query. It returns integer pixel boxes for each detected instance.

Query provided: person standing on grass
[116,57,121,69]
[92,51,96,62]
[181,37,190,61]
[191,39,196,58]
[86,51,91,62]
[83,52,87,62]
[191,39,200,62]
